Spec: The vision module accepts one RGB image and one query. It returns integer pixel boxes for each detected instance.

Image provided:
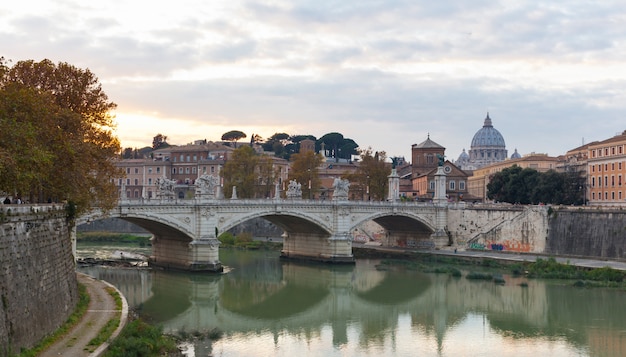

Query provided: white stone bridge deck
[78,198,449,272]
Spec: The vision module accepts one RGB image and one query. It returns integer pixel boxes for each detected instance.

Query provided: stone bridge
[78,198,449,272]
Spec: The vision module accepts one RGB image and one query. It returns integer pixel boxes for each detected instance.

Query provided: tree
[318,132,344,160]
[0,58,121,213]
[344,148,391,200]
[317,132,359,162]
[221,145,258,198]
[250,133,263,146]
[152,133,169,150]
[487,166,539,204]
[289,150,324,199]
[256,155,278,198]
[221,130,247,148]
[487,166,585,205]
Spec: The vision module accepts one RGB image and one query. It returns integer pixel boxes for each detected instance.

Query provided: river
[77,243,626,357]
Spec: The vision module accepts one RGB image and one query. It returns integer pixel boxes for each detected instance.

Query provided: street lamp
[308,169,312,200]
[366,175,370,201]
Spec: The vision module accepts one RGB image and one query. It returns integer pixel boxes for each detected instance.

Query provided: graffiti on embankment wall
[469,240,532,252]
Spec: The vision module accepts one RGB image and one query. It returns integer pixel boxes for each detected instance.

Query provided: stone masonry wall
[447,205,549,253]
[546,208,626,260]
[0,205,78,356]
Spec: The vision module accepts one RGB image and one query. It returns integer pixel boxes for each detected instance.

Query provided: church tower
[411,135,445,178]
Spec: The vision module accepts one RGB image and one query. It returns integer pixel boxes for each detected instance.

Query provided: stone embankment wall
[448,204,549,253]
[545,208,626,260]
[0,204,78,356]
[448,204,626,260]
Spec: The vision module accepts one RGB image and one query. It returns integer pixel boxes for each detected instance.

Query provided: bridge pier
[150,237,223,272]
[281,233,355,264]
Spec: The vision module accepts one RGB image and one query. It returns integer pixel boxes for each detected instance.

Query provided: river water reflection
[78,245,626,357]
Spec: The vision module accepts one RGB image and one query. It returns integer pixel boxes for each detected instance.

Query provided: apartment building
[114,141,291,199]
[587,130,626,206]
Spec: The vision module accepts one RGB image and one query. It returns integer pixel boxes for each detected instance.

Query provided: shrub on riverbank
[104,319,179,357]
[218,231,281,250]
[77,232,152,246]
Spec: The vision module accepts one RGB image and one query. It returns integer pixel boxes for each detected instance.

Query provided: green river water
[77,243,626,357]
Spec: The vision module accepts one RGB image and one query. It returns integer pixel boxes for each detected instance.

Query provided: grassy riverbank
[368,250,626,288]
[77,232,152,245]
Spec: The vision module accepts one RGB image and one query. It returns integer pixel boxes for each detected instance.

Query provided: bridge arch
[219,210,332,237]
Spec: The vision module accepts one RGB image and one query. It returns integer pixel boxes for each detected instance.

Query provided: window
[172,168,176,174]
[134,190,139,198]
[134,179,138,185]
[459,181,466,190]
[592,165,595,173]
[126,178,130,185]
[612,147,616,155]
[612,192,615,200]
[180,154,184,162]
[186,155,190,162]
[620,162,623,170]
[134,168,139,174]
[605,176,609,187]
[148,168,152,174]
[620,191,623,200]
[193,155,197,161]
[211,166,215,173]
[118,179,122,185]
[619,175,622,186]
[605,192,608,200]
[429,181,435,190]
[426,154,434,164]
[192,167,197,174]
[185,167,190,174]
[592,192,596,199]
[592,177,596,187]
[148,178,152,185]
[620,146,624,154]
[449,181,455,190]
[612,163,615,171]
[605,164,608,171]
[126,168,130,174]
[156,167,161,173]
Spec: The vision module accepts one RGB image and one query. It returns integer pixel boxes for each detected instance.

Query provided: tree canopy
[0,58,121,213]
[289,150,324,199]
[221,145,259,199]
[318,132,359,161]
[221,130,247,147]
[487,165,585,205]
[344,148,391,201]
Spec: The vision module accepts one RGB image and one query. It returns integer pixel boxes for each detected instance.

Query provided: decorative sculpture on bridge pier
[156,176,177,200]
[286,180,302,199]
[195,174,220,199]
[332,178,350,201]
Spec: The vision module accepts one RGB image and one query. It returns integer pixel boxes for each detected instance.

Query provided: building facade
[410,136,470,201]
[587,130,626,206]
[114,142,290,200]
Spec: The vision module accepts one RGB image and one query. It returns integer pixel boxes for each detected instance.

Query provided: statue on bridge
[156,176,176,199]
[332,178,350,201]
[286,180,302,199]
[195,174,220,198]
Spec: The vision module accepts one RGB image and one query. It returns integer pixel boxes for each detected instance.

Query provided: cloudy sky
[2,1,625,161]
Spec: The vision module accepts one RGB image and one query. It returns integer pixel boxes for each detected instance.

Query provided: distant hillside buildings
[113,114,626,207]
